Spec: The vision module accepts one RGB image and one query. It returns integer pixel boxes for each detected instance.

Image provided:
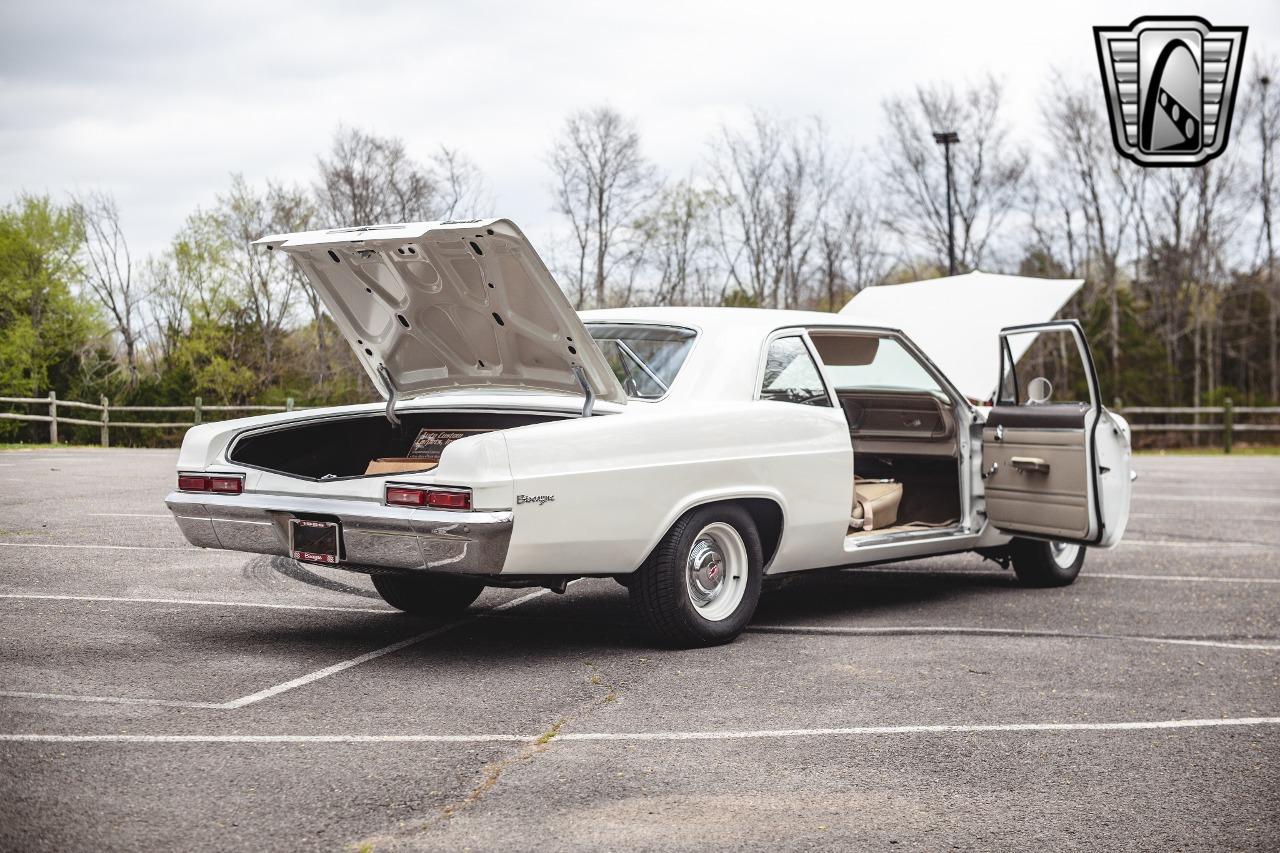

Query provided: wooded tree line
[2,64,1279,446]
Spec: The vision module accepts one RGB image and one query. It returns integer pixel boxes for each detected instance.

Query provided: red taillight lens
[385,485,471,510]
[385,486,427,507]
[178,474,243,494]
[209,476,243,494]
[426,490,470,510]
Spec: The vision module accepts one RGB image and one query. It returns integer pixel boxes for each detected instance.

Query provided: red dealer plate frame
[289,518,341,565]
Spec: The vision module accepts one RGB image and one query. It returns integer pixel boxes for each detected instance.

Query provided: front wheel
[1009,538,1085,587]
[630,504,764,648]
[371,573,485,617]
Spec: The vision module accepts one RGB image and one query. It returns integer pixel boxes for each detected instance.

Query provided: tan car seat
[851,478,903,531]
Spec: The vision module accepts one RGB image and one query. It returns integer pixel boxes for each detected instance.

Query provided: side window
[759,336,831,406]
[999,327,1093,407]
[811,334,943,394]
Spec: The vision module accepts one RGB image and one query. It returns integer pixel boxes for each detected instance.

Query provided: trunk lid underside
[256,219,627,406]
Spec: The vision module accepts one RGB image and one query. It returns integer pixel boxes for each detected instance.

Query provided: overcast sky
[2,0,1276,259]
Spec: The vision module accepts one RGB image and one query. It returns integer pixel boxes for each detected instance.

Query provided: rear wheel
[1009,538,1085,587]
[630,504,763,648]
[371,573,485,617]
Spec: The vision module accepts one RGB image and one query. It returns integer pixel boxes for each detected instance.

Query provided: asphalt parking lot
[0,448,1276,851]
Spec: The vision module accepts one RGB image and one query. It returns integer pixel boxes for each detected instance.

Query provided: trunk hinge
[378,365,401,427]
[571,365,595,418]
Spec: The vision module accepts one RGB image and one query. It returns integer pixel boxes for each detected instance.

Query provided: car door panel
[983,321,1130,546]
[982,426,1089,539]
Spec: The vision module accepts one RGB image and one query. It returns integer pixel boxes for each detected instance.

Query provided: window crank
[983,461,999,479]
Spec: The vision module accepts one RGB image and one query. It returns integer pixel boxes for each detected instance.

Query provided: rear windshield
[584,323,697,399]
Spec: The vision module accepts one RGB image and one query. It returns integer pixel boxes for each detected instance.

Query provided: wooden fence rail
[0,392,307,446]
[2,393,1277,451]
[1113,397,1279,452]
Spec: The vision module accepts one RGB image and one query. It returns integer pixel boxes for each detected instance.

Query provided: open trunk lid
[256,219,626,407]
[840,271,1084,403]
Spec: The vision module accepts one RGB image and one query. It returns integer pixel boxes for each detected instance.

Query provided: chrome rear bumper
[165,491,512,575]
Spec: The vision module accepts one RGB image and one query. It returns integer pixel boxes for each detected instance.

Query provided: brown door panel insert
[839,391,955,442]
[982,425,1089,539]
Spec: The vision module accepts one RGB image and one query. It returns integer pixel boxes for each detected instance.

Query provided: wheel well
[642,497,786,572]
[718,498,784,568]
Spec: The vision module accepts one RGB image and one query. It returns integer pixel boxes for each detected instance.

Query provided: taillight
[385,486,427,506]
[385,485,472,510]
[177,475,209,492]
[209,476,243,494]
[178,473,244,494]
[426,490,470,509]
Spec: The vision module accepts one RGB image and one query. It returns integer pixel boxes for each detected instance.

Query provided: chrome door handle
[1011,456,1050,474]
[994,424,1004,441]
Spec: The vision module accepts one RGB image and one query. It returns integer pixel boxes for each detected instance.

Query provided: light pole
[933,131,959,276]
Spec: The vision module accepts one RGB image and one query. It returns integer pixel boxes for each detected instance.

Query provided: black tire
[630,504,764,648]
[1009,538,1086,588]
[371,573,485,617]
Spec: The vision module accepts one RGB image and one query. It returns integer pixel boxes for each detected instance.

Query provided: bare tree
[548,106,656,309]
[1040,75,1144,394]
[433,146,490,219]
[880,77,1028,274]
[315,127,485,227]
[817,186,889,310]
[636,179,721,306]
[74,192,145,384]
[1247,56,1280,400]
[709,113,841,308]
[215,175,313,388]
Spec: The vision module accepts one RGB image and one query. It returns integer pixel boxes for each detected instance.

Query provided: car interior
[807,332,963,538]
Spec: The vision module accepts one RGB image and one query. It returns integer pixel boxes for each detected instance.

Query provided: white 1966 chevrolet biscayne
[167,219,1132,647]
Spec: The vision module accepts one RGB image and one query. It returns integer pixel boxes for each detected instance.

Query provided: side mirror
[1027,377,1053,405]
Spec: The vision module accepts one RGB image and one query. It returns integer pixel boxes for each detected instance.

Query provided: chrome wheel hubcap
[685,522,748,622]
[1049,540,1081,568]
[687,540,725,605]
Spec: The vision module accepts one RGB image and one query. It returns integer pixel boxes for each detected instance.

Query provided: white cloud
[2,0,1276,258]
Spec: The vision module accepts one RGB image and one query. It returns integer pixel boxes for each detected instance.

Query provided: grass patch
[0,443,63,450]
[1136,446,1280,456]
[535,718,565,745]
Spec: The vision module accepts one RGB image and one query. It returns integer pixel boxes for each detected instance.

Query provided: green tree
[0,196,101,419]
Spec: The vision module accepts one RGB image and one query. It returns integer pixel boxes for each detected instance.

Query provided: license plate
[290,519,341,564]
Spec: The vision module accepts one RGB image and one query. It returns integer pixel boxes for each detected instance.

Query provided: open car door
[982,321,1131,548]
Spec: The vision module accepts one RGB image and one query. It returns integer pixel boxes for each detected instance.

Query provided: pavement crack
[439,718,566,820]
[437,670,625,822]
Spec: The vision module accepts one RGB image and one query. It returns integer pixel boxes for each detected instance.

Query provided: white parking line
[2,716,1277,744]
[0,589,550,710]
[222,588,549,708]
[747,624,1280,651]
[1137,494,1280,505]
[1088,572,1280,584]
[1129,512,1278,522]
[0,542,199,552]
[0,593,395,614]
[554,716,1280,741]
[1120,539,1266,549]
[851,567,1279,584]
[0,691,224,710]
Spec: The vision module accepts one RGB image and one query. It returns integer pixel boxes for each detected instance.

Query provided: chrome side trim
[165,491,513,576]
[848,524,971,547]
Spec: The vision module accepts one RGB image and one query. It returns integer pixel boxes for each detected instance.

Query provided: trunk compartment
[228,411,569,480]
